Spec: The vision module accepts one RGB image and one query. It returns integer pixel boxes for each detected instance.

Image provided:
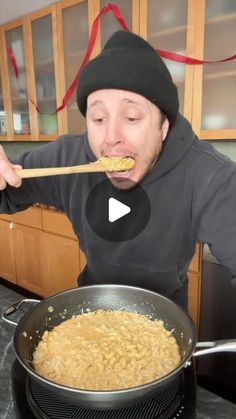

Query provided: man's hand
[0,145,23,190]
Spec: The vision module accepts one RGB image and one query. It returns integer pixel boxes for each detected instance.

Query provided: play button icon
[108,198,131,222]
[86,178,151,242]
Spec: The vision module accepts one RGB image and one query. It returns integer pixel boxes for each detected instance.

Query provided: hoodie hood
[142,114,196,184]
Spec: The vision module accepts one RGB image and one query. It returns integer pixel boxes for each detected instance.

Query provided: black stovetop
[11,359,197,419]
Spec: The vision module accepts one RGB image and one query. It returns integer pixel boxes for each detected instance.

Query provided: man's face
[86,89,169,189]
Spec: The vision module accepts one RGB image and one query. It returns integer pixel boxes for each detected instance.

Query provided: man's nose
[104,120,123,145]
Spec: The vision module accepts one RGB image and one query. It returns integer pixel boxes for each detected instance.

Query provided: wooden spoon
[15,157,135,179]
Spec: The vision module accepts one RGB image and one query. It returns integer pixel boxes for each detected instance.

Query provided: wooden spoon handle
[15,157,135,179]
[15,163,107,178]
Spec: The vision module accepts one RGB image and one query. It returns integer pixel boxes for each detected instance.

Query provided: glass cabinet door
[100,0,133,47]
[31,14,58,136]
[201,0,236,132]
[143,0,189,115]
[60,0,89,134]
[0,71,6,137]
[5,26,31,136]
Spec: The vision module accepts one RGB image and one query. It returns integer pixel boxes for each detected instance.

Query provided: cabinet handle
[9,222,14,230]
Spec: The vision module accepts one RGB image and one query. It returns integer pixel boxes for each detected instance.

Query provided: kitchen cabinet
[13,223,44,295]
[140,0,236,138]
[0,208,45,294]
[191,0,236,139]
[10,205,43,228]
[41,232,79,296]
[27,7,60,138]
[57,0,138,135]
[1,5,61,141]
[41,209,82,297]
[0,207,83,297]
[1,19,31,140]
[57,0,91,135]
[0,82,6,137]
[188,243,203,330]
[0,30,10,138]
[42,208,77,238]
[139,0,193,119]
[1,0,235,140]
[188,271,199,326]
[98,0,138,46]
[0,219,16,284]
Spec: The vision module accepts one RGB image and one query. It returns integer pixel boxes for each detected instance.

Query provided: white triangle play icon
[108,197,131,222]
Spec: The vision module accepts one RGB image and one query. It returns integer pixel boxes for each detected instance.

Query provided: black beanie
[76,30,179,125]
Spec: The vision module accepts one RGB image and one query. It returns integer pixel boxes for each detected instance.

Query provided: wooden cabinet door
[139,0,195,120]
[188,271,201,331]
[57,0,90,135]
[99,0,138,46]
[13,223,44,295]
[1,5,61,141]
[2,19,32,140]
[188,243,201,273]
[192,0,236,140]
[27,5,60,139]
[0,31,7,140]
[188,243,203,331]
[41,232,80,297]
[42,209,76,239]
[0,220,16,283]
[12,206,42,229]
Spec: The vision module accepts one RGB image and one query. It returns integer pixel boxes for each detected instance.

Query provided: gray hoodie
[1,114,236,307]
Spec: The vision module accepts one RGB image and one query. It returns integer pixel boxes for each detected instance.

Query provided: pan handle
[2,298,40,326]
[194,340,236,356]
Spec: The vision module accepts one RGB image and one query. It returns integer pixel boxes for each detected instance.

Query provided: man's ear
[162,117,170,142]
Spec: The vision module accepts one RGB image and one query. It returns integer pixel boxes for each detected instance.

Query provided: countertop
[1,282,236,419]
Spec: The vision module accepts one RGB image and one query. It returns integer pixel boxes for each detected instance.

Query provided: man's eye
[94,118,105,124]
[126,117,139,123]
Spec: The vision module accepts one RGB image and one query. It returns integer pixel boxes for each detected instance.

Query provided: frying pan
[2,285,236,409]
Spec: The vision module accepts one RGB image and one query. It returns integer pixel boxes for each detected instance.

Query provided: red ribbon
[7,47,19,79]
[157,49,236,65]
[55,3,129,113]
[6,3,236,114]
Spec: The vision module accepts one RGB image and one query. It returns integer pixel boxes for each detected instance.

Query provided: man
[0,30,236,310]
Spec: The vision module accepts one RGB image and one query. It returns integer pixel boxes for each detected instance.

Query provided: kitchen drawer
[12,207,42,229]
[42,210,76,240]
[0,207,42,229]
[0,213,13,222]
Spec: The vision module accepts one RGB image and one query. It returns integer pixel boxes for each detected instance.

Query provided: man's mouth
[104,155,135,176]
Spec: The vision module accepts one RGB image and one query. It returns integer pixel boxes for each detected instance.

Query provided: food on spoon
[32,309,181,390]
[98,156,135,171]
